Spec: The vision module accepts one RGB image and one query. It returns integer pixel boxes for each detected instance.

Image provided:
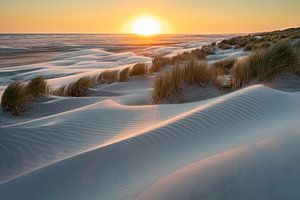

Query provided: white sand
[1,42,300,199]
[1,84,300,199]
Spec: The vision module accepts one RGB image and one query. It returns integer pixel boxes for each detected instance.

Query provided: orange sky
[1,0,299,34]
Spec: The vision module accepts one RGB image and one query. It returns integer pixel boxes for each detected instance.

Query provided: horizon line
[1,26,299,36]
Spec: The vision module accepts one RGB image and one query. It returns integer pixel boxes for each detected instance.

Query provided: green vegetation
[1,82,31,115]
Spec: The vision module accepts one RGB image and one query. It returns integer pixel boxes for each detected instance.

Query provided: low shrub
[1,82,31,115]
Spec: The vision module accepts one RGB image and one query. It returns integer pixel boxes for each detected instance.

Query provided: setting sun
[131,17,161,36]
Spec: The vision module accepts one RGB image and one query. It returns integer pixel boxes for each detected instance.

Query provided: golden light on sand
[131,17,161,36]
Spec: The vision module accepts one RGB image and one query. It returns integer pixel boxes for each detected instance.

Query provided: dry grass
[1,82,31,115]
[212,59,236,75]
[183,60,210,86]
[66,77,93,97]
[119,67,130,82]
[98,70,119,84]
[209,59,236,87]
[170,47,210,65]
[26,76,48,97]
[152,60,210,104]
[190,48,207,59]
[130,63,148,76]
[152,73,174,104]
[150,56,169,73]
[217,43,231,50]
[232,41,299,87]
[52,85,67,96]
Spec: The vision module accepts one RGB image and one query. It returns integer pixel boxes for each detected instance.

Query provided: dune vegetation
[232,41,300,87]
[98,70,119,84]
[1,76,49,115]
[1,82,31,115]
[150,56,170,73]
[118,67,130,82]
[26,76,49,97]
[129,63,148,76]
[2,27,299,112]
[218,27,300,51]
[65,77,93,97]
[152,60,211,104]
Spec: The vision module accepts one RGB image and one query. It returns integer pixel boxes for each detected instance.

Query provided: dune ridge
[1,85,300,199]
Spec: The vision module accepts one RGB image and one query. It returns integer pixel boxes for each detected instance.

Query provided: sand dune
[1,85,300,199]
[1,34,300,199]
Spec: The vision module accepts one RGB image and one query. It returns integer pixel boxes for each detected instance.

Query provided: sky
[0,0,300,34]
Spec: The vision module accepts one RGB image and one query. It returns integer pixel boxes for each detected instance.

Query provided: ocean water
[0,34,231,88]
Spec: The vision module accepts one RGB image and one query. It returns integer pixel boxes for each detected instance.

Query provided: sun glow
[131,17,161,36]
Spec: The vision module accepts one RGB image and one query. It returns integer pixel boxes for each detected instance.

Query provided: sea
[0,34,232,89]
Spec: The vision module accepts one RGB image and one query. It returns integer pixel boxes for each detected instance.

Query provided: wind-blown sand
[1,84,300,199]
[1,35,300,199]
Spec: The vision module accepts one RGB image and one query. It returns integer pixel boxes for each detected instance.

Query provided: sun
[131,17,161,36]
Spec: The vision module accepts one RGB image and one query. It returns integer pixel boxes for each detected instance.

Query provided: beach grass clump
[217,42,231,50]
[26,76,48,97]
[52,85,67,96]
[171,48,209,65]
[201,46,215,55]
[150,56,169,73]
[232,41,299,87]
[152,73,174,104]
[66,77,92,97]
[152,60,210,104]
[209,59,236,87]
[130,63,148,76]
[190,48,207,59]
[183,60,210,86]
[119,67,130,82]
[212,59,236,75]
[1,82,31,115]
[98,70,119,84]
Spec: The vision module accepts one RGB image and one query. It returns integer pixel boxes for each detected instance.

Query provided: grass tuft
[232,41,299,86]
[152,60,210,104]
[150,56,169,73]
[130,63,148,76]
[26,76,48,97]
[98,70,119,84]
[66,77,92,97]
[1,82,31,115]
[119,67,130,82]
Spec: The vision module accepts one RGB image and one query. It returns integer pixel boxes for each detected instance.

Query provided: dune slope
[1,85,300,200]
